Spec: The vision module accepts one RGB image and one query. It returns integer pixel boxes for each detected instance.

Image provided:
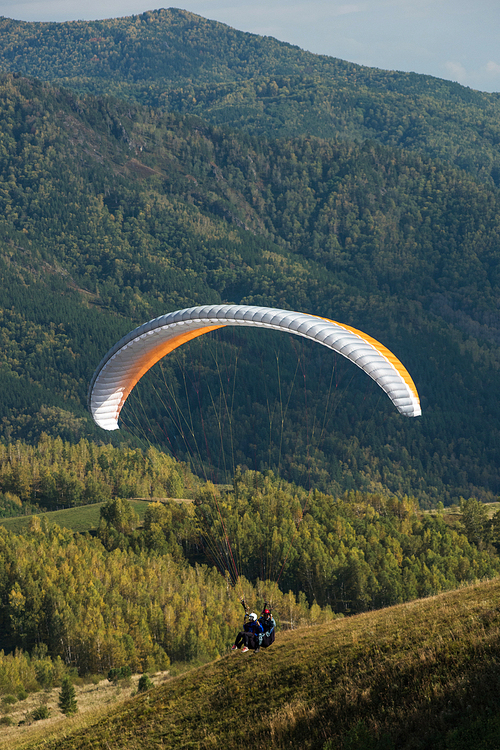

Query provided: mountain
[15,577,500,750]
[2,16,500,747]
[1,8,500,186]
[1,14,500,505]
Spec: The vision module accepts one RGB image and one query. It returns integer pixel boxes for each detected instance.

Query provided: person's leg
[242,632,256,650]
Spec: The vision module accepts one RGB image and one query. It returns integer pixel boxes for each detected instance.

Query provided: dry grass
[0,672,169,750]
[484,501,500,518]
[425,500,500,520]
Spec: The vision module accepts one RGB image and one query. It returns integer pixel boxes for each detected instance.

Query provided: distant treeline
[0,435,197,512]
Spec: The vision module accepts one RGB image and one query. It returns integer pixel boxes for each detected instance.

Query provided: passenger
[231,612,264,653]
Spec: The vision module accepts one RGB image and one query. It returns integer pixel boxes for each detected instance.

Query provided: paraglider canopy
[88,304,421,430]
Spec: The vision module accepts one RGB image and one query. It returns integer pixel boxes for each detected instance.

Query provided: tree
[138,674,154,692]
[58,675,77,716]
[460,497,488,546]
[99,497,139,534]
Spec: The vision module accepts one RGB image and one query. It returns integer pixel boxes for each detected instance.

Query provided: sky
[1,1,499,93]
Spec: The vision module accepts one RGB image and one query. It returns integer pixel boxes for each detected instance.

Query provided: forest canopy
[1,446,499,677]
[0,73,499,503]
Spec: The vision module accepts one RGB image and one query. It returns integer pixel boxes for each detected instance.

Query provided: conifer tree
[58,675,77,716]
[138,674,154,692]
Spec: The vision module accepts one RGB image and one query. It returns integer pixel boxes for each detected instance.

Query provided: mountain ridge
[1,8,500,185]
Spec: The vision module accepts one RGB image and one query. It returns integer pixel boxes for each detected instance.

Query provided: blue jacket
[244,619,264,636]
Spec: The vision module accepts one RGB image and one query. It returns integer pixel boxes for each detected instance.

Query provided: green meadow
[0,500,151,535]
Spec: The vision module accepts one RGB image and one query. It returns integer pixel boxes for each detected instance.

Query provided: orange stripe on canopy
[116,324,225,415]
[324,318,419,402]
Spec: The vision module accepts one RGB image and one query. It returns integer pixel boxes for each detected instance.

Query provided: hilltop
[4,577,500,750]
[1,9,500,185]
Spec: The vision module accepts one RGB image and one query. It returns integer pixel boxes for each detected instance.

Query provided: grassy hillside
[0,669,170,750]
[0,499,153,534]
[5,577,500,750]
[0,503,104,535]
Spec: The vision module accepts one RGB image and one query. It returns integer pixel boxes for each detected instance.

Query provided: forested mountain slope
[1,9,500,185]
[1,73,500,503]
